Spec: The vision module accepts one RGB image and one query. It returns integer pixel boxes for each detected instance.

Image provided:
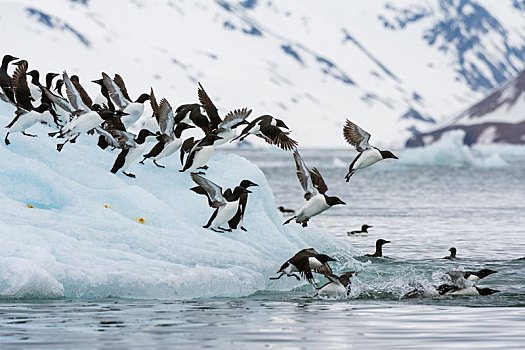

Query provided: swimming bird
[443,247,457,260]
[140,98,195,168]
[110,129,157,177]
[278,206,295,214]
[5,103,58,145]
[269,248,336,285]
[0,54,18,103]
[402,283,499,299]
[343,119,398,181]
[102,72,149,128]
[347,224,372,235]
[190,174,252,233]
[180,133,223,174]
[231,115,297,150]
[445,269,497,284]
[315,271,358,298]
[283,150,345,227]
[365,239,390,257]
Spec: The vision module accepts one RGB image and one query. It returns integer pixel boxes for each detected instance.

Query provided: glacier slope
[0,102,354,299]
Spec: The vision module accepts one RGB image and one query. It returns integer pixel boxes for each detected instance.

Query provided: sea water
[1,140,525,348]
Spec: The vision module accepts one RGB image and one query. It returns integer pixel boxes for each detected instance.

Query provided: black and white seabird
[283,150,345,227]
[190,174,252,233]
[269,248,336,285]
[180,133,223,174]
[26,69,43,102]
[102,72,150,128]
[11,60,34,111]
[140,98,195,168]
[227,179,259,231]
[443,247,457,260]
[365,239,390,257]
[402,283,499,299]
[0,54,19,103]
[277,206,295,214]
[343,119,398,181]
[231,115,298,151]
[70,75,93,110]
[315,271,358,298]
[110,129,157,177]
[445,269,497,284]
[347,224,372,235]
[5,103,58,145]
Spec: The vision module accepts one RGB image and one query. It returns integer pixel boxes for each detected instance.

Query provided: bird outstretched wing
[102,72,129,110]
[343,119,371,152]
[190,174,226,208]
[198,82,222,128]
[259,124,298,151]
[157,98,175,137]
[12,60,33,110]
[150,87,160,123]
[309,167,328,195]
[63,71,90,112]
[113,74,132,102]
[293,150,317,200]
[218,108,252,131]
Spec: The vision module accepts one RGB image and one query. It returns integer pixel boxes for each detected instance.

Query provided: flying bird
[283,150,345,227]
[270,248,336,285]
[343,119,398,181]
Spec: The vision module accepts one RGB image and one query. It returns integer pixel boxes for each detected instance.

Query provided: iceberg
[0,102,354,299]
[399,130,508,168]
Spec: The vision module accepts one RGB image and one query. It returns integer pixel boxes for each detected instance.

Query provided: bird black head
[45,72,59,88]
[136,129,156,143]
[449,247,457,257]
[276,119,289,129]
[475,287,500,296]
[377,239,390,246]
[2,54,18,65]
[380,150,398,160]
[240,180,258,189]
[135,93,151,104]
[71,75,80,83]
[477,269,497,279]
[27,70,40,81]
[92,104,103,111]
[317,254,337,263]
[362,224,372,231]
[325,195,346,206]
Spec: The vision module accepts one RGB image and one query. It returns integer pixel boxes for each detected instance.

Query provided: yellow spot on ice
[104,204,111,208]
[136,217,145,224]
[26,204,34,208]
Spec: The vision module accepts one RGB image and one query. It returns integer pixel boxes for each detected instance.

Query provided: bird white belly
[157,139,181,160]
[214,129,236,146]
[318,283,347,298]
[308,257,322,269]
[189,145,215,172]
[355,149,382,170]
[296,195,330,221]
[9,112,38,132]
[122,104,144,128]
[64,112,102,135]
[212,201,239,228]
[283,263,297,275]
[121,143,146,172]
[450,287,479,296]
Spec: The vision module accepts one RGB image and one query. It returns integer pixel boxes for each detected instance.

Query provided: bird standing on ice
[190,174,253,233]
[343,119,398,181]
[283,150,345,227]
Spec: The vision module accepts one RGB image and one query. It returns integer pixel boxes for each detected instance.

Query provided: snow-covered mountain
[406,68,525,146]
[3,0,525,147]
